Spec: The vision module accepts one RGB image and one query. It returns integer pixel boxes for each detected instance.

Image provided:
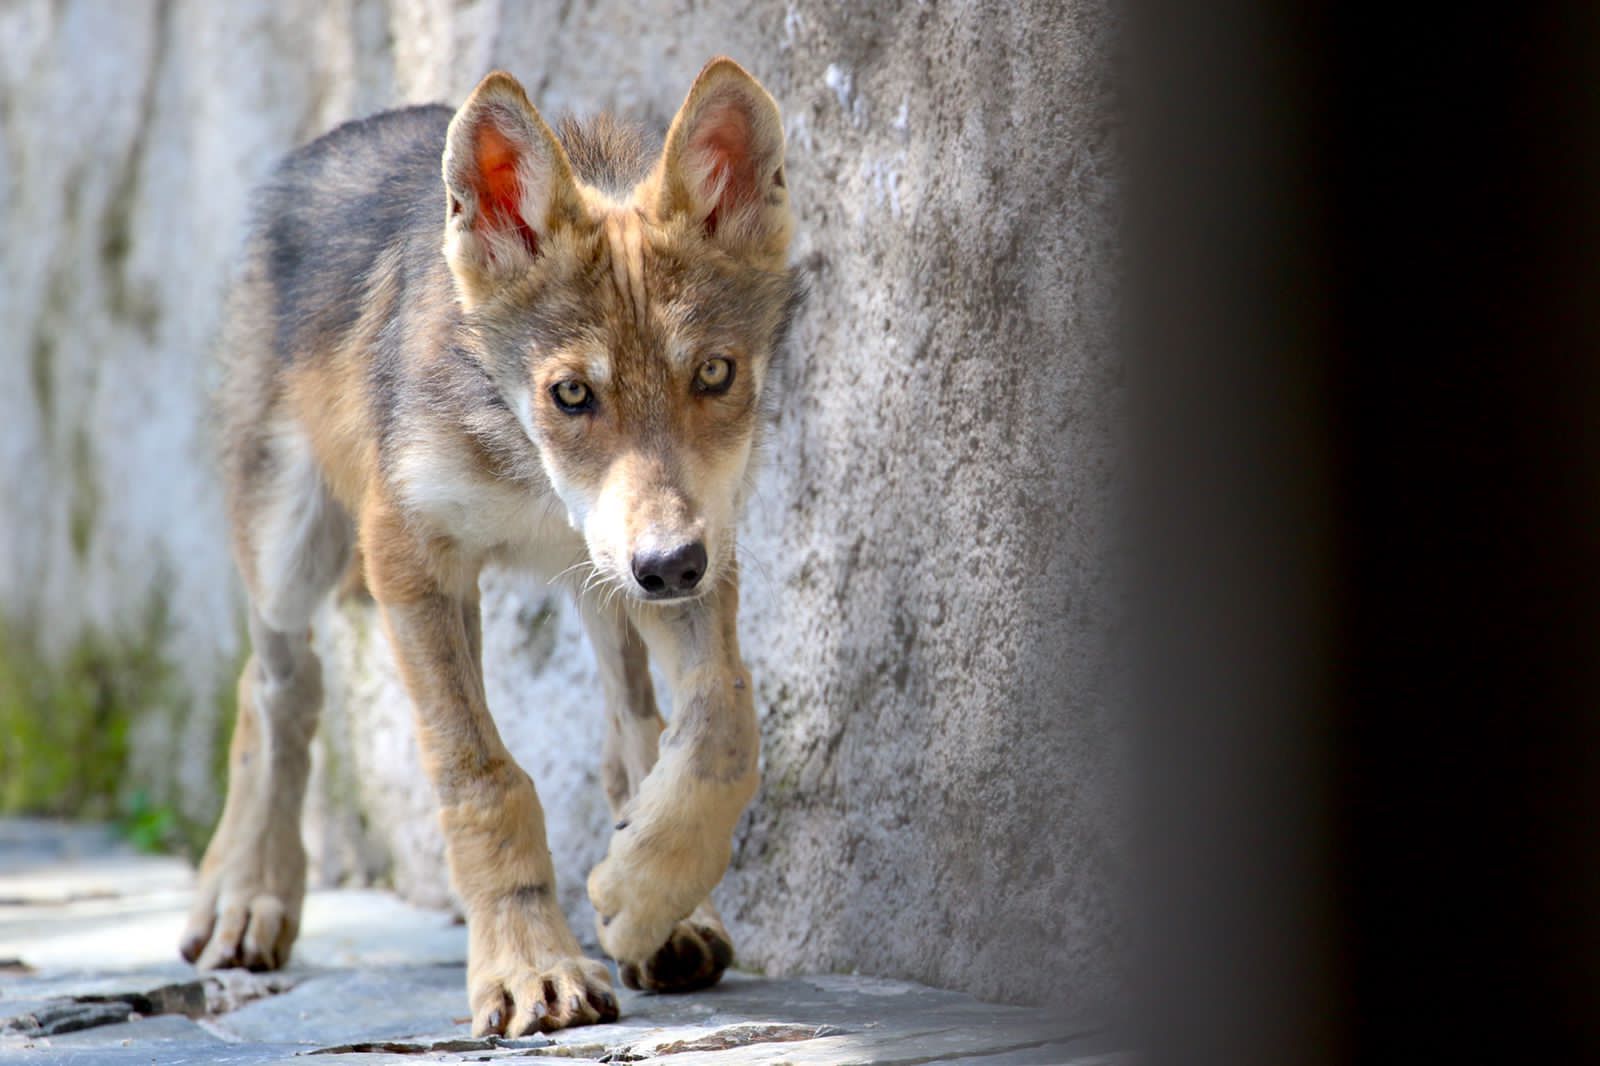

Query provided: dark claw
[614,819,629,830]
[707,930,734,971]
[587,987,618,1020]
[627,924,732,993]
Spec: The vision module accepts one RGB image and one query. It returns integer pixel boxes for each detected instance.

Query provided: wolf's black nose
[631,541,707,595]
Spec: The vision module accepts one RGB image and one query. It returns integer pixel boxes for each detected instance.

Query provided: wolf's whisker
[552,557,594,586]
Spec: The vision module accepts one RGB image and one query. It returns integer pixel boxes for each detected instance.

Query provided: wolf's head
[440,59,802,602]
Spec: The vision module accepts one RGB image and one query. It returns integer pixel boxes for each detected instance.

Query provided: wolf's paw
[465,887,619,1035]
[619,903,734,993]
[179,838,306,972]
[470,956,619,1036]
[587,831,727,965]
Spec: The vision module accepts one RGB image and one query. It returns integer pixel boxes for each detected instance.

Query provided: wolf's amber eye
[695,357,734,394]
[552,379,593,413]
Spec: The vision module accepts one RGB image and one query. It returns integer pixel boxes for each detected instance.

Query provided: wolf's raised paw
[588,813,736,965]
[589,859,703,964]
[620,914,734,993]
[471,957,618,1036]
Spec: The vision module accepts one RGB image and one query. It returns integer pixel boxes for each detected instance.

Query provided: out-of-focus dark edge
[1122,2,1600,1063]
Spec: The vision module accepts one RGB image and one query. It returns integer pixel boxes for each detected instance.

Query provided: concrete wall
[0,0,1119,1010]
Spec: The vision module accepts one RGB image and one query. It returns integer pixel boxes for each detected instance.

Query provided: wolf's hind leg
[182,611,322,970]
[182,431,350,971]
[577,597,735,993]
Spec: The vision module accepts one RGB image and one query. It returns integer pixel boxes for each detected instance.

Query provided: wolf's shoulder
[274,104,454,180]
[248,103,452,255]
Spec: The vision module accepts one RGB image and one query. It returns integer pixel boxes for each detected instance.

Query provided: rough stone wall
[0,0,1118,1011]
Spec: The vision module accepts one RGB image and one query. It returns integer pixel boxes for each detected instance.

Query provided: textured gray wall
[0,0,1118,1010]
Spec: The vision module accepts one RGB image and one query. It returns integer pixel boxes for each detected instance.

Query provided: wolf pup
[179,58,802,1035]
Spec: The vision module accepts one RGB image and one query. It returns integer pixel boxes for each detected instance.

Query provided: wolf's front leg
[586,578,759,970]
[577,598,735,992]
[368,517,617,1035]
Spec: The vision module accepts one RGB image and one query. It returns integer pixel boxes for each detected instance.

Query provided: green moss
[101,163,160,341]
[68,428,99,562]
[30,332,54,424]
[0,596,175,822]
[117,789,180,854]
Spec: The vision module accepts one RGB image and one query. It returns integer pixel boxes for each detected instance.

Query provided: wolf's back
[244,104,452,365]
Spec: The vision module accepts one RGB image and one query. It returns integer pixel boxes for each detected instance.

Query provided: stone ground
[0,821,1123,1065]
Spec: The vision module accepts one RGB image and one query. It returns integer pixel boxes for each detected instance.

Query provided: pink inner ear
[472,118,540,258]
[689,97,760,236]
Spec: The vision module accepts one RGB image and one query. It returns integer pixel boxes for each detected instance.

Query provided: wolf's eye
[695,357,734,394]
[552,379,593,413]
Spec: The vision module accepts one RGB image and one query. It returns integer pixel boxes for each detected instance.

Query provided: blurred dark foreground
[1123,1,1600,1062]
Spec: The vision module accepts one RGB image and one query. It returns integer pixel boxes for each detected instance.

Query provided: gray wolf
[178,57,802,1036]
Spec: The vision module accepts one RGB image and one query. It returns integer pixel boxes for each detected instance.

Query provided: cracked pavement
[0,820,1122,1064]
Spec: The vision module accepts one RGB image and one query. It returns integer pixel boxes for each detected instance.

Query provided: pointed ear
[653,57,793,265]
[442,71,582,304]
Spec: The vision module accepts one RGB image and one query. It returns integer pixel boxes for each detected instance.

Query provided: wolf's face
[443,62,799,601]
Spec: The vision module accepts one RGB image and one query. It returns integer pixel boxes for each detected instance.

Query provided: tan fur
[186,58,800,1034]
